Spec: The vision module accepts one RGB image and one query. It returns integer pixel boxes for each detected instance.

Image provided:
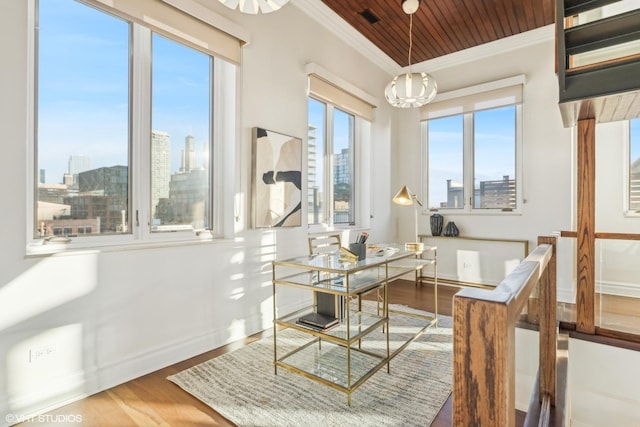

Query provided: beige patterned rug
[168,303,452,427]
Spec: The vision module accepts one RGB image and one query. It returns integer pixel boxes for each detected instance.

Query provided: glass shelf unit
[271,246,434,405]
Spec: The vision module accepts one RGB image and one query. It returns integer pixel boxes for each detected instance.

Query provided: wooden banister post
[453,293,514,427]
[537,235,557,405]
[576,118,596,333]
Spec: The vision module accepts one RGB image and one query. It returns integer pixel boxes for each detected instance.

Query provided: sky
[38,0,210,184]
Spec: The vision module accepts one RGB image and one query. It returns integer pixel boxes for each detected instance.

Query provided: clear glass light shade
[385,72,437,108]
[218,0,289,14]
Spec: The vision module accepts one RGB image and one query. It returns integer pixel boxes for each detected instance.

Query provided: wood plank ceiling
[320,0,556,66]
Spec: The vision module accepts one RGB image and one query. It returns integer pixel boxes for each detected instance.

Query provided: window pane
[308,98,325,225]
[473,106,516,209]
[631,119,640,211]
[37,0,130,237]
[333,109,355,224]
[151,34,211,232]
[427,115,464,209]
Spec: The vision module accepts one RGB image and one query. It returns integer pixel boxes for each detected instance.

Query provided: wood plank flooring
[15,280,518,426]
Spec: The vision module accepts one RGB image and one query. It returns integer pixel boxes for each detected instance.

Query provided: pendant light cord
[408,13,413,73]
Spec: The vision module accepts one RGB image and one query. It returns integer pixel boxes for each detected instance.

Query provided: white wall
[569,338,640,427]
[0,0,395,421]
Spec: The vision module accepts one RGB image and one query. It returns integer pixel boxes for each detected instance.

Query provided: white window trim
[26,0,236,256]
[421,103,523,215]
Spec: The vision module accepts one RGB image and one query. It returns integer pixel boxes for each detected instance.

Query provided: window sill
[423,209,523,216]
[26,233,232,258]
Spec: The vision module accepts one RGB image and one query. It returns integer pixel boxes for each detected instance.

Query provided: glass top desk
[271,244,438,405]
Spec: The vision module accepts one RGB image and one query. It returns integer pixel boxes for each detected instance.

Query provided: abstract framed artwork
[252,127,302,228]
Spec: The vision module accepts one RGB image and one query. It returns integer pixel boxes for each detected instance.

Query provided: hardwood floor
[15,281,473,426]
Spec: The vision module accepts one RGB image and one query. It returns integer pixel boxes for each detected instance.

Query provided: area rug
[168,302,452,427]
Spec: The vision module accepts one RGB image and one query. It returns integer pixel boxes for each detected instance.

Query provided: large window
[33,0,234,248]
[308,98,356,226]
[630,119,640,212]
[422,80,522,213]
[151,34,212,232]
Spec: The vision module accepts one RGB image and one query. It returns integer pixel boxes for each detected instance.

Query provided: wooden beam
[576,118,596,334]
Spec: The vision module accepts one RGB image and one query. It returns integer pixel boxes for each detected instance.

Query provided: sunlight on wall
[227,319,246,342]
[0,254,98,331]
[230,287,245,300]
[261,295,274,326]
[230,251,244,265]
[7,324,84,411]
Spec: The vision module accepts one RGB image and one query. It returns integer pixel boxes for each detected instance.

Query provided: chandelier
[385,0,437,108]
[218,0,289,14]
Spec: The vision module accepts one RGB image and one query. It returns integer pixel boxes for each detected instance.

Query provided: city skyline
[37,0,210,185]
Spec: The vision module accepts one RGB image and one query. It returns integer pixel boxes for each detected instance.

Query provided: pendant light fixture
[218,0,289,14]
[385,0,437,108]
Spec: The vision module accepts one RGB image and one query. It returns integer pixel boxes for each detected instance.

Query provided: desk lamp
[392,185,424,249]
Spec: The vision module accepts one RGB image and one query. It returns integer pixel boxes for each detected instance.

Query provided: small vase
[443,221,459,237]
[430,213,443,236]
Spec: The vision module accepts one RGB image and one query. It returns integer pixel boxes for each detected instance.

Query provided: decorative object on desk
[168,302,452,426]
[252,127,302,228]
[338,246,358,262]
[443,221,459,237]
[405,242,424,251]
[392,185,423,244]
[430,213,443,236]
[348,243,366,260]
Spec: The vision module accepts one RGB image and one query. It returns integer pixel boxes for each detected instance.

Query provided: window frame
[307,96,362,230]
[421,103,523,215]
[26,0,234,255]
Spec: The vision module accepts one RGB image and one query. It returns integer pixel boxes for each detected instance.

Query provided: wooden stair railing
[453,235,563,426]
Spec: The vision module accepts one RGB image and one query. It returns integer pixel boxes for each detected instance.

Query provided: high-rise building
[151,130,171,218]
[64,165,128,233]
[631,158,640,210]
[39,169,45,184]
[477,175,516,209]
[334,148,350,188]
[68,155,91,175]
[67,155,92,188]
[180,135,196,172]
[308,125,320,223]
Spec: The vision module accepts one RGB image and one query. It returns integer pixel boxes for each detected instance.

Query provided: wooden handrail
[453,235,558,426]
[560,230,640,240]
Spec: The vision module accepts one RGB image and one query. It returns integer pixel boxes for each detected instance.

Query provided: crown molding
[291,0,401,76]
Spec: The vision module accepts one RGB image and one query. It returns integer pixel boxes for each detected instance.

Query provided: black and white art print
[252,127,302,228]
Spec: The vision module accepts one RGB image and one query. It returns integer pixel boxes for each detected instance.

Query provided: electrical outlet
[30,344,57,362]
